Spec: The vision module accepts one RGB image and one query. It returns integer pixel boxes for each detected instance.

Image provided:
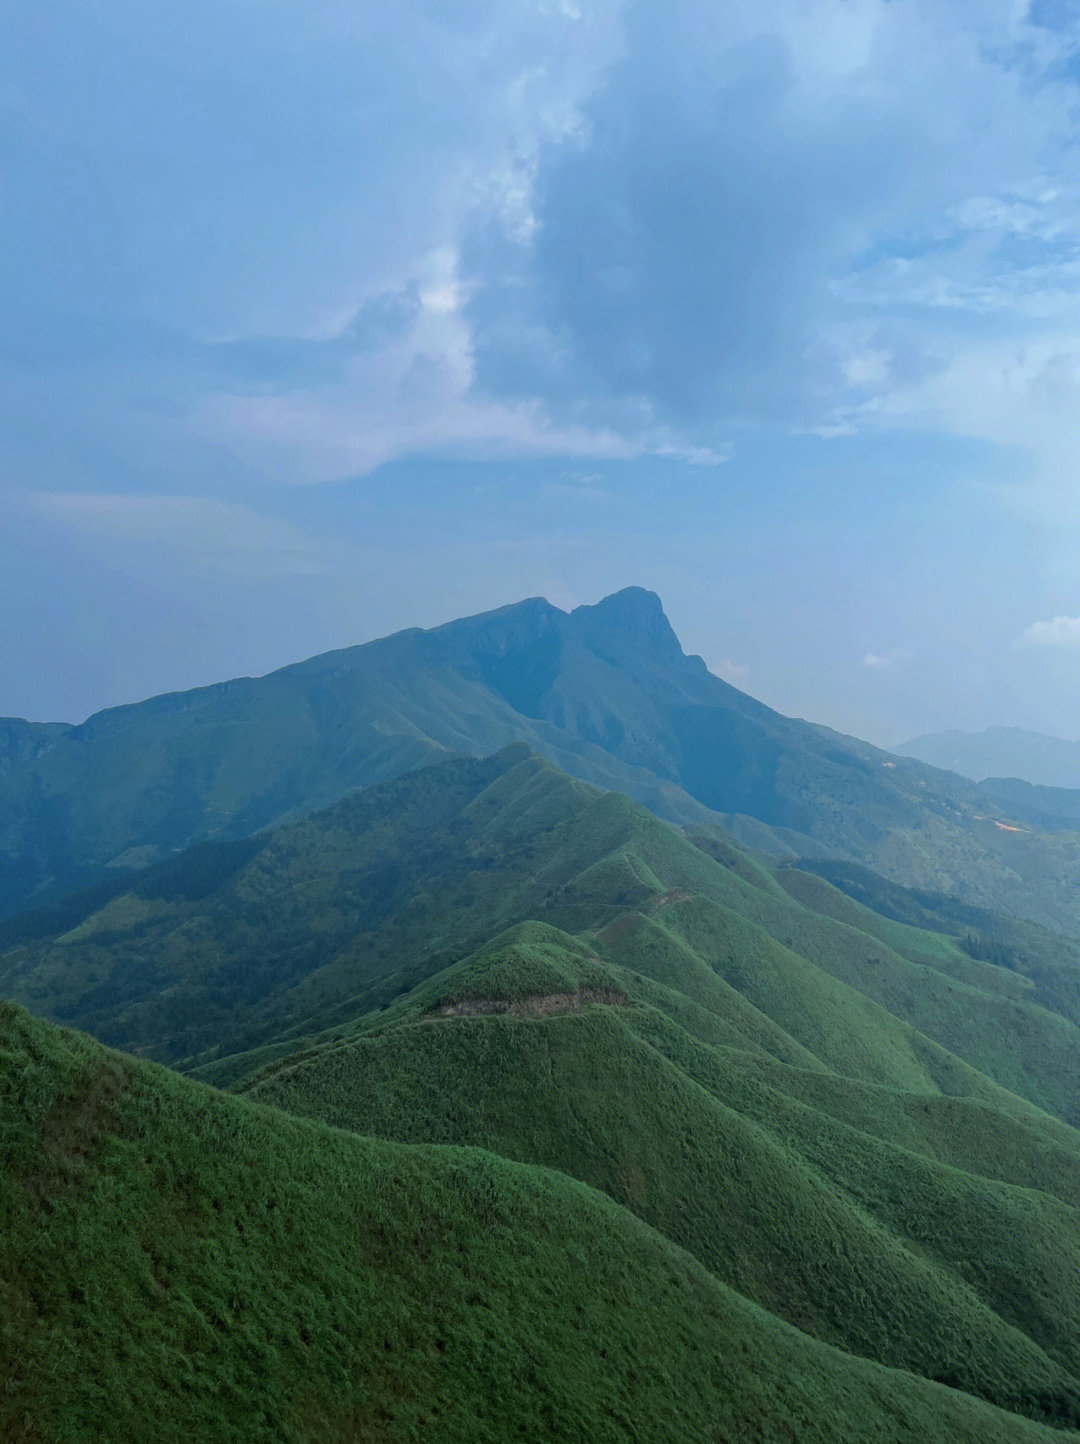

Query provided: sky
[5,0,1080,745]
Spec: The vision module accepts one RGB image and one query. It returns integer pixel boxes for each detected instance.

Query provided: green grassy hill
[242,924,1080,1425]
[6,747,1080,1132]
[4,999,1078,1444]
[788,856,1080,1032]
[8,746,1080,1434]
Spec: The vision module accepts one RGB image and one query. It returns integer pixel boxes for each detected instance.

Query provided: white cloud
[1018,615,1080,649]
[10,0,1080,488]
[194,243,732,481]
[863,649,907,670]
[856,336,1080,520]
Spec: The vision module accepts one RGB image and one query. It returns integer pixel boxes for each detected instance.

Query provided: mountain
[8,746,1080,1429]
[8,1001,1075,1444]
[6,587,1080,933]
[7,592,1080,1438]
[0,717,69,768]
[898,727,1080,789]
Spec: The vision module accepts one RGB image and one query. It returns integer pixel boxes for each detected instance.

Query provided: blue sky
[5,0,1080,744]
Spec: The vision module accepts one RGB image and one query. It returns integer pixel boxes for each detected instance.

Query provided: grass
[9,1001,1079,1443]
[248,986,1080,1426]
[9,748,1080,1435]
[8,747,1080,1129]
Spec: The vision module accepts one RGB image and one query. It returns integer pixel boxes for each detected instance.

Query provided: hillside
[6,747,1080,1131]
[248,951,1080,1413]
[6,588,1080,932]
[8,750,1080,1433]
[14,1003,1074,1443]
[899,727,1080,789]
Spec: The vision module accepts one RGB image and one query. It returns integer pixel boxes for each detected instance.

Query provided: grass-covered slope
[787,855,1080,1032]
[7,586,1080,932]
[8,1002,1074,1444]
[7,749,1080,1435]
[245,930,1080,1426]
[8,743,1080,1430]
[6,746,1080,1132]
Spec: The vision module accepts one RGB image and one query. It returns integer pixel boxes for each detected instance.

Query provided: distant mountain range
[5,588,1080,931]
[898,726,1080,789]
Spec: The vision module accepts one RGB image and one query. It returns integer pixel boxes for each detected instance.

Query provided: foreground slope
[245,927,1080,1426]
[6,588,1080,930]
[7,1002,1073,1444]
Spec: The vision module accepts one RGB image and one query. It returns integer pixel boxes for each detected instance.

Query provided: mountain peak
[580,586,664,620]
[572,588,682,658]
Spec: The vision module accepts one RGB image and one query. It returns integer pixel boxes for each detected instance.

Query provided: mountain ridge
[8,737,1080,1433]
[898,726,1080,790]
[5,588,1080,933]
[5,997,1073,1443]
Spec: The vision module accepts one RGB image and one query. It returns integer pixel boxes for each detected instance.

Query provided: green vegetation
[8,736,1080,1438]
[5,1000,1079,1444]
[247,946,1080,1424]
[791,857,1080,1031]
[8,745,1080,1129]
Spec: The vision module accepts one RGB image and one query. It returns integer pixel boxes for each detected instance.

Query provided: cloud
[863,650,907,670]
[463,1,1080,446]
[194,248,729,481]
[7,0,1080,486]
[1018,615,1080,649]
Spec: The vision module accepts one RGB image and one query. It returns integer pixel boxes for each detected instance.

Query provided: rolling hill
[8,597,1080,1439]
[6,999,1075,1443]
[6,746,1080,1124]
[7,746,1080,1430]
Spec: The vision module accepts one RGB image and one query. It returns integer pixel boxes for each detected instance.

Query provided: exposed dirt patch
[431,989,627,1020]
[651,888,693,911]
[973,814,1029,833]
